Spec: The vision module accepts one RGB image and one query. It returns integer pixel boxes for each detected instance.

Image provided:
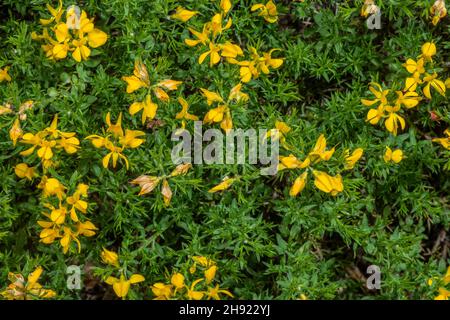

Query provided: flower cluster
[182,2,243,67]
[131,163,192,206]
[202,84,248,132]
[277,134,363,197]
[122,60,182,125]
[1,267,56,300]
[16,115,80,171]
[101,248,145,299]
[362,42,446,136]
[151,256,233,300]
[86,112,145,170]
[32,0,107,62]
[38,179,96,254]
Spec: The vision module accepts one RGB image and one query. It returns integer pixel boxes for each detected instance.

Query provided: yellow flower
[312,171,344,196]
[366,104,385,125]
[403,58,425,75]
[171,7,198,22]
[171,273,185,292]
[220,0,232,14]
[206,284,234,300]
[192,256,216,267]
[40,0,63,25]
[431,0,447,26]
[289,171,308,197]
[152,283,173,300]
[199,42,222,66]
[278,154,309,171]
[361,82,389,107]
[230,47,283,82]
[106,273,145,299]
[129,95,158,125]
[49,203,69,225]
[87,28,108,47]
[103,112,122,137]
[219,42,243,59]
[102,145,129,169]
[185,25,211,47]
[176,98,199,128]
[251,1,278,23]
[39,177,66,199]
[76,220,97,238]
[161,179,173,206]
[101,248,120,267]
[432,128,450,150]
[66,188,88,222]
[228,83,249,102]
[383,147,403,163]
[119,129,146,149]
[72,37,91,62]
[122,60,150,93]
[435,287,450,300]
[9,118,23,146]
[208,177,236,193]
[209,13,232,37]
[421,42,437,61]
[384,107,405,136]
[344,148,364,170]
[1,267,56,300]
[0,66,12,82]
[14,163,36,181]
[186,278,204,300]
[201,88,224,105]
[204,265,217,284]
[423,73,446,99]
[395,91,421,109]
[308,134,335,163]
[56,135,80,154]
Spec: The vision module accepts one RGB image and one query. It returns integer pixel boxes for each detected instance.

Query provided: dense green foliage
[0,0,448,300]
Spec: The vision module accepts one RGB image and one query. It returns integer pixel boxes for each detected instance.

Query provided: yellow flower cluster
[32,0,107,62]
[202,84,248,132]
[177,0,283,79]
[1,267,56,300]
[182,2,241,67]
[428,265,450,300]
[151,256,233,300]
[86,112,145,170]
[362,42,447,136]
[122,60,182,125]
[277,132,363,197]
[100,248,145,299]
[38,180,96,254]
[15,115,79,171]
[131,163,192,206]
